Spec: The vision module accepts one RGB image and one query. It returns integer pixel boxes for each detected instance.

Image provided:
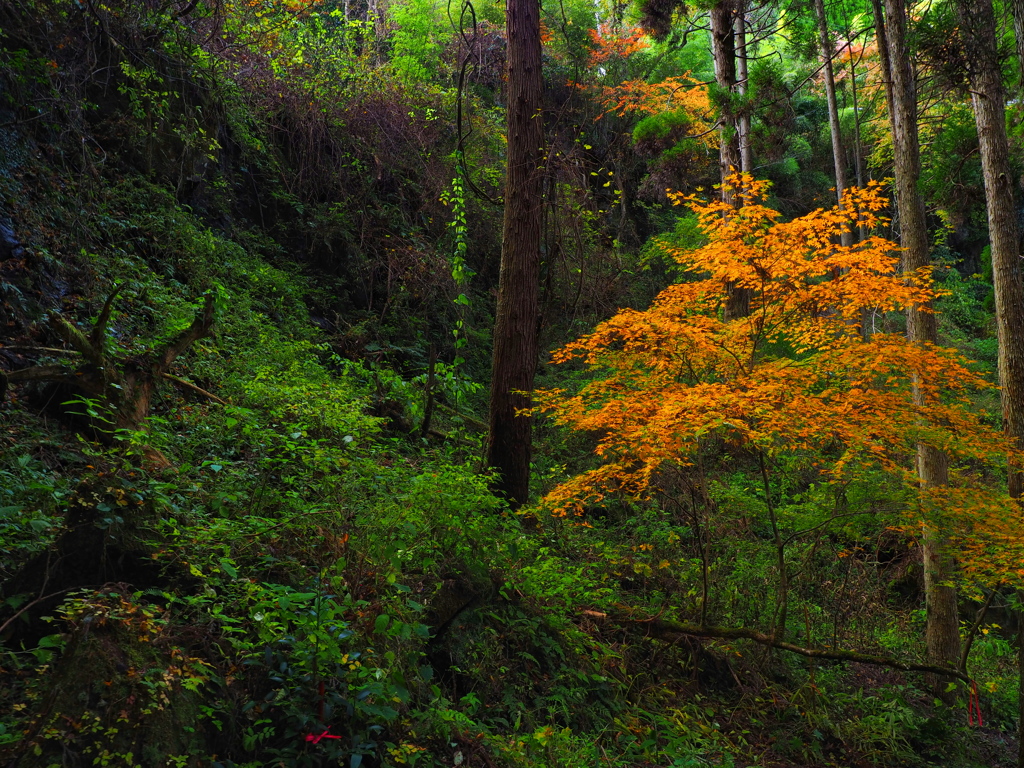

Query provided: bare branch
[435,401,488,431]
[172,0,202,19]
[959,588,997,674]
[0,589,78,638]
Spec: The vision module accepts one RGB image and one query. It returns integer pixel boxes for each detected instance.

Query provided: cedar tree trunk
[878,0,961,695]
[486,0,545,507]
[814,0,852,248]
[711,0,749,318]
[955,0,1024,755]
[735,1,753,177]
[711,0,740,195]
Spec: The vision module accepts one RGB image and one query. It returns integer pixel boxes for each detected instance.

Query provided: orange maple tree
[535,176,1024,585]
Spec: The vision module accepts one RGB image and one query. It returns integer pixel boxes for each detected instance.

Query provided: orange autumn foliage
[595,74,714,131]
[588,24,649,66]
[535,176,1024,584]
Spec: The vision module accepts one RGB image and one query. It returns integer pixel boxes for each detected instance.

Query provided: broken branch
[158,294,215,370]
[49,314,103,368]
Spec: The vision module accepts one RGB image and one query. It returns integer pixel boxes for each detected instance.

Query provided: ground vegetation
[1,0,1023,766]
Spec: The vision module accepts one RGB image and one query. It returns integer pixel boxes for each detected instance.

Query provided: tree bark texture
[956,0,1024,494]
[880,0,961,693]
[954,0,1024,757]
[734,0,753,178]
[711,0,749,319]
[486,0,545,508]
[711,0,740,196]
[1010,0,1024,107]
[814,0,852,248]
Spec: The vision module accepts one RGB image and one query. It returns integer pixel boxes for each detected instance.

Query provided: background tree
[869,0,962,691]
[813,0,851,247]
[486,0,546,507]
[954,0,1024,755]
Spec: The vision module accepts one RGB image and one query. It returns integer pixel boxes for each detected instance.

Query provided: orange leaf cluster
[587,24,649,66]
[536,176,1024,583]
[594,75,713,134]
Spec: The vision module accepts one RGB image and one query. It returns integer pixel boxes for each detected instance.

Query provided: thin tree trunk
[869,0,896,125]
[711,0,749,319]
[814,0,852,248]
[842,9,867,241]
[954,0,1024,756]
[843,23,865,189]
[1009,0,1024,109]
[878,0,961,697]
[486,0,545,508]
[711,0,740,196]
[735,0,753,178]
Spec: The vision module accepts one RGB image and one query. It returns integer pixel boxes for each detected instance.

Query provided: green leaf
[374,614,390,633]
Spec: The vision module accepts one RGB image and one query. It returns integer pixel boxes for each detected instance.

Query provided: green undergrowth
[0,1,1019,764]
[0,150,1014,768]
[0,185,1015,765]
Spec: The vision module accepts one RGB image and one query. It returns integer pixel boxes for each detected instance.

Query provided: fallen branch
[0,347,81,355]
[592,611,971,684]
[4,365,73,382]
[1,365,73,400]
[161,373,229,405]
[435,401,487,431]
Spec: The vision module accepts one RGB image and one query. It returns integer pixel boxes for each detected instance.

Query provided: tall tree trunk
[876,0,961,696]
[735,0,753,178]
[711,0,749,318]
[1009,0,1024,108]
[486,0,545,508]
[711,0,740,195]
[814,0,852,248]
[869,0,896,124]
[955,0,1024,484]
[842,9,867,241]
[954,0,1024,755]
